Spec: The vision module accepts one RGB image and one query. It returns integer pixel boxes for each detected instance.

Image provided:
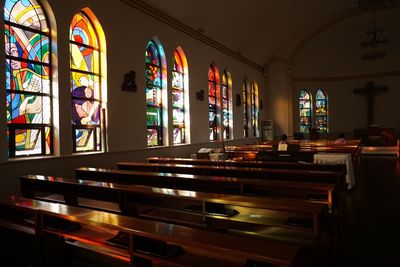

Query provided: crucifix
[353,81,388,127]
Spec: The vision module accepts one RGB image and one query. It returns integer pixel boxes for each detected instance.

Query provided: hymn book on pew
[133,235,182,259]
[105,231,130,249]
[184,202,239,217]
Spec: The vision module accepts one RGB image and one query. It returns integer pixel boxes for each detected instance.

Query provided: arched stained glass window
[146,38,166,146]
[70,10,104,153]
[251,81,259,137]
[208,64,220,141]
[5,0,53,157]
[222,70,232,140]
[243,79,249,138]
[299,89,312,133]
[172,48,188,144]
[315,89,328,133]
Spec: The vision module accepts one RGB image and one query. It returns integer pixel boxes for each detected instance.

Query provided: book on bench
[105,231,130,249]
[133,236,182,259]
[184,202,239,217]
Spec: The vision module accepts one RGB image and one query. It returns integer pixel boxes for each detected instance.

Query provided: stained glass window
[146,39,165,146]
[5,0,53,157]
[221,71,232,140]
[315,89,328,133]
[70,11,103,153]
[243,80,249,138]
[299,89,312,133]
[208,65,219,141]
[251,82,259,137]
[172,48,186,144]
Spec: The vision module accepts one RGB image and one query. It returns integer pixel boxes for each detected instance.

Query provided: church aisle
[333,156,400,267]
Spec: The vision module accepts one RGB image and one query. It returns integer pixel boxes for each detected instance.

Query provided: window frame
[172,49,185,144]
[299,89,312,133]
[70,11,103,153]
[243,79,249,138]
[315,89,328,133]
[208,65,219,141]
[5,0,54,158]
[146,39,164,147]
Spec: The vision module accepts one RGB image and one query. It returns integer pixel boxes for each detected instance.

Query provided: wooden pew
[146,157,347,173]
[20,174,326,244]
[225,140,362,162]
[114,162,346,227]
[116,162,346,193]
[75,167,336,211]
[0,194,316,267]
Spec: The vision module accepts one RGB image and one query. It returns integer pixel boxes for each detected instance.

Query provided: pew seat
[75,167,336,211]
[0,194,318,267]
[20,174,326,244]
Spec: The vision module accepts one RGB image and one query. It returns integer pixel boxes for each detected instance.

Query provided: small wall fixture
[121,70,137,92]
[196,89,204,101]
[235,94,241,107]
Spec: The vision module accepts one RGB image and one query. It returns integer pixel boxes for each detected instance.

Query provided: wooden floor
[334,156,400,266]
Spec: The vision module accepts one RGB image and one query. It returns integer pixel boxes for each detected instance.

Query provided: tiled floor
[333,156,400,267]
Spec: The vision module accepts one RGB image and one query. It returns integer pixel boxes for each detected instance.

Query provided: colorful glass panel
[299,89,312,133]
[251,82,259,137]
[147,129,159,147]
[5,0,52,157]
[70,12,99,48]
[146,86,162,106]
[222,71,232,140]
[6,60,50,93]
[70,73,100,99]
[146,39,164,146]
[145,41,160,66]
[172,90,183,109]
[70,11,102,153]
[172,71,183,89]
[173,128,184,144]
[146,106,161,126]
[145,65,161,87]
[5,0,48,31]
[75,128,95,152]
[5,25,49,63]
[70,44,99,73]
[243,80,249,138]
[14,128,41,155]
[173,109,184,124]
[208,66,218,141]
[315,89,328,133]
[172,62,185,145]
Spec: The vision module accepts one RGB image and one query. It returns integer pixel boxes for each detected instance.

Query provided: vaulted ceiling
[144,0,358,67]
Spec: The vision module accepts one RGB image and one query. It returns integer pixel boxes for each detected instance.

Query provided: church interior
[1,0,400,266]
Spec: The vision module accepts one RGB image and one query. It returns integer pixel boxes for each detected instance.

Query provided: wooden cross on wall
[353,81,388,127]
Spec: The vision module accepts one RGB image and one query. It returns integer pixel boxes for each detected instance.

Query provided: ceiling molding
[293,70,400,82]
[120,0,263,73]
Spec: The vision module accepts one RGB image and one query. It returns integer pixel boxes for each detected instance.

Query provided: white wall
[0,0,264,194]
